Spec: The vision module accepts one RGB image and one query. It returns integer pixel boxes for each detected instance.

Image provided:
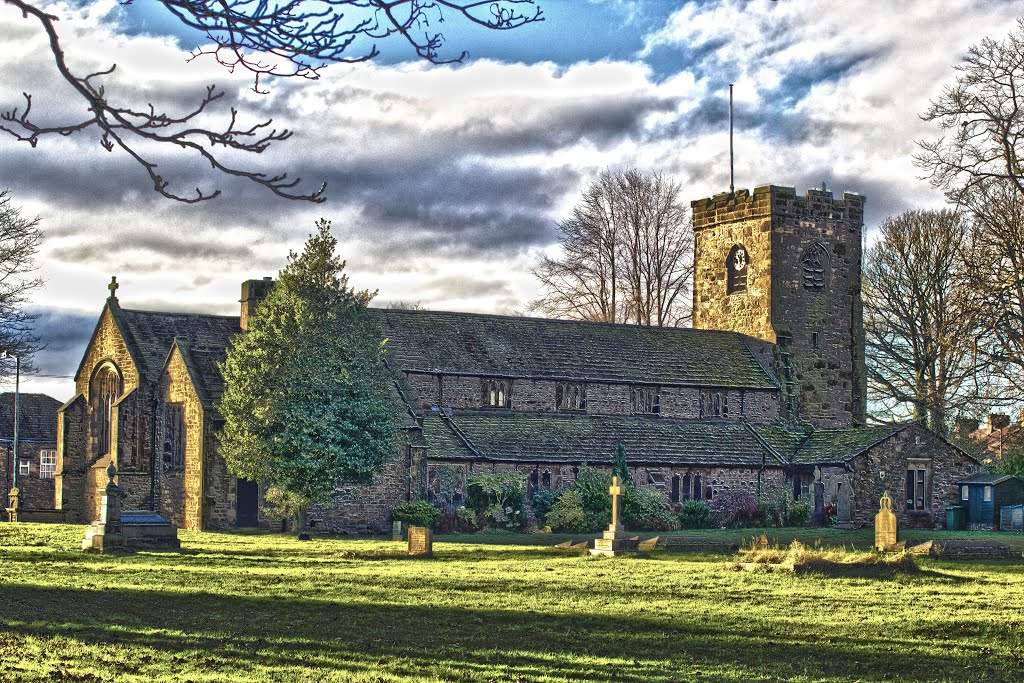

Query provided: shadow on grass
[0,584,1017,683]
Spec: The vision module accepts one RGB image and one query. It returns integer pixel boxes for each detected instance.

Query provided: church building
[53,185,978,532]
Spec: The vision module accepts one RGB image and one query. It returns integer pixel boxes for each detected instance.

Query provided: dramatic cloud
[1,0,1021,399]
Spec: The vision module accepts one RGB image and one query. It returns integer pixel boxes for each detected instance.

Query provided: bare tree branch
[1,0,542,202]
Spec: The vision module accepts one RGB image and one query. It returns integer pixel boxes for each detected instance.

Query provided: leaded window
[164,403,185,470]
[482,379,511,409]
[556,383,587,411]
[699,390,729,418]
[631,386,660,415]
[90,363,122,457]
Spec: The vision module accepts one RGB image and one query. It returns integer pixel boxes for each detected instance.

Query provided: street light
[3,351,19,501]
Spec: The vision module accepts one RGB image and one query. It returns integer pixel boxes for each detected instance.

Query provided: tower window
[802,245,828,289]
[727,244,749,295]
[482,379,511,409]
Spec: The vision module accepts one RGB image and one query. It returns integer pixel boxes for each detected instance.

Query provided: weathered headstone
[408,526,433,557]
[590,476,639,557]
[82,462,125,553]
[874,491,898,551]
[836,481,853,529]
[392,520,404,541]
[809,467,829,527]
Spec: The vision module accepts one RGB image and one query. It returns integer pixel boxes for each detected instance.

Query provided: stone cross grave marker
[407,526,433,558]
[874,491,898,551]
[609,476,623,530]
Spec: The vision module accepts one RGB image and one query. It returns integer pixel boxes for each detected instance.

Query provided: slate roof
[0,393,62,443]
[373,309,778,389]
[117,307,240,381]
[754,424,909,465]
[420,410,783,467]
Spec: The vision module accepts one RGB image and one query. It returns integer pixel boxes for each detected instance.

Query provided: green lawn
[1,524,1022,682]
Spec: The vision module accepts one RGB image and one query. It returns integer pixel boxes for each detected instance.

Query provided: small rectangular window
[984,486,992,502]
[811,332,819,348]
[906,461,932,511]
[962,486,969,501]
[39,450,57,479]
[18,460,30,477]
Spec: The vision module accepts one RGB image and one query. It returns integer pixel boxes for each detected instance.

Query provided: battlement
[691,184,865,231]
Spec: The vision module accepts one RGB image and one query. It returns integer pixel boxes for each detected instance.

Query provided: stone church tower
[691,184,867,428]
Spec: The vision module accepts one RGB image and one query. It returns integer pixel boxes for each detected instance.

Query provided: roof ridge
[121,308,240,320]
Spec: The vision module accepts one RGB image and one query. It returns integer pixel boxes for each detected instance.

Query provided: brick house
[1,392,62,509]
[54,184,978,531]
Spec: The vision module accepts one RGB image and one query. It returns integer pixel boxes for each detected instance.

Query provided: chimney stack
[240,277,274,331]
[955,417,980,435]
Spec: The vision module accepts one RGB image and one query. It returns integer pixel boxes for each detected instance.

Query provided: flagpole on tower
[729,83,735,194]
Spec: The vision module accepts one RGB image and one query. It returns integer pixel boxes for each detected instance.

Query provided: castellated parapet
[691,185,866,429]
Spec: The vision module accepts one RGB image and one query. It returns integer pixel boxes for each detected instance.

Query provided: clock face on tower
[733,248,747,271]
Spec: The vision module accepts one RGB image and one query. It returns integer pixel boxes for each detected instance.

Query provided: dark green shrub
[573,463,612,532]
[391,500,441,530]
[466,472,528,530]
[757,490,810,528]
[622,486,680,531]
[531,487,560,521]
[544,489,586,533]
[678,500,714,529]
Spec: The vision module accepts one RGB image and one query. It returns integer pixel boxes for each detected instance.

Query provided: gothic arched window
[802,245,829,289]
[90,362,122,457]
[727,244,748,295]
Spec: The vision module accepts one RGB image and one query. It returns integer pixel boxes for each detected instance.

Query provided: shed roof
[957,473,1021,485]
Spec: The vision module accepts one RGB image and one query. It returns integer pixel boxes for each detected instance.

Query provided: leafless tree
[962,179,1024,396]
[0,190,42,376]
[864,209,990,434]
[917,19,1024,204]
[1,0,542,203]
[531,168,693,327]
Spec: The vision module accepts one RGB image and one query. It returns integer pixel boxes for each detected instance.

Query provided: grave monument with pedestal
[874,491,898,551]
[82,463,180,553]
[590,476,639,557]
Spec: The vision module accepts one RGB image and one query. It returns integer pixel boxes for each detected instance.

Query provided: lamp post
[4,352,19,498]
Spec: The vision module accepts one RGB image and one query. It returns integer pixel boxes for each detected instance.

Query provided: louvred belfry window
[802,246,827,289]
[727,244,748,294]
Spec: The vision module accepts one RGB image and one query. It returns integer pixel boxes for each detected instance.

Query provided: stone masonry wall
[842,425,977,529]
[3,441,58,508]
[158,347,209,530]
[691,185,866,429]
[55,395,88,521]
[403,371,777,421]
[307,446,411,534]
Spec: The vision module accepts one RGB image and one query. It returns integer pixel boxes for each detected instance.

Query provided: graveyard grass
[1,525,1023,682]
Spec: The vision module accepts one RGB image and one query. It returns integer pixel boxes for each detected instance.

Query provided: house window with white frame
[39,450,57,479]
[18,459,30,477]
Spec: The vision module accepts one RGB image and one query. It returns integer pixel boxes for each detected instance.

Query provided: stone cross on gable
[108,276,119,300]
[609,476,623,529]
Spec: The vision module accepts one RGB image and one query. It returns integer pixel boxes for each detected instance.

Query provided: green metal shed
[956,474,1024,531]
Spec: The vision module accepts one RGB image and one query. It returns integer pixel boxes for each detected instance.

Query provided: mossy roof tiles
[0,393,62,443]
[421,411,776,466]
[789,425,907,465]
[373,309,778,389]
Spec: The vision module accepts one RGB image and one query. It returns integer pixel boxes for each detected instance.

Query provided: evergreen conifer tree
[218,220,395,506]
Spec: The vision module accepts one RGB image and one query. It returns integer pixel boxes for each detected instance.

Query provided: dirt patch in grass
[729,534,921,577]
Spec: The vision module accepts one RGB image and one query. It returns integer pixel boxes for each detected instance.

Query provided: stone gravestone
[590,476,639,557]
[407,526,433,557]
[836,481,854,529]
[82,462,125,553]
[392,520,404,541]
[874,491,898,551]
[809,467,829,527]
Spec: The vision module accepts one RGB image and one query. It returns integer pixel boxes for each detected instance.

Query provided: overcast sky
[1,0,1020,400]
